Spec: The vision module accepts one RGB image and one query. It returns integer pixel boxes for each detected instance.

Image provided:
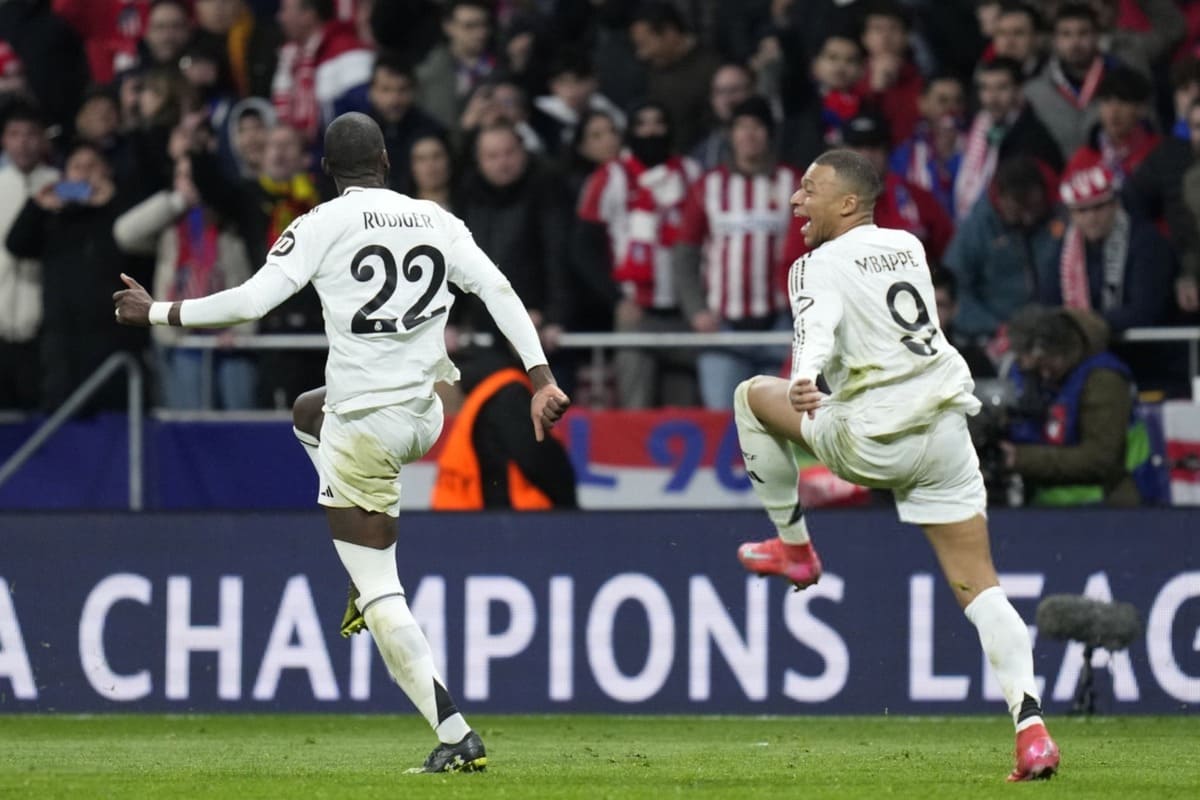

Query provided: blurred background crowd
[1,0,1199,424]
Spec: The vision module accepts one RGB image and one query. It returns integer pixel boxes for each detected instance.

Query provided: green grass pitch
[1,715,1196,799]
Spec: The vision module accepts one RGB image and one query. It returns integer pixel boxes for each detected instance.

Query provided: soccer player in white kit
[733,150,1060,781]
[113,112,570,773]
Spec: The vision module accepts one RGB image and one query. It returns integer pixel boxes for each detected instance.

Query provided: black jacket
[372,105,446,195]
[456,162,571,328]
[999,106,1066,173]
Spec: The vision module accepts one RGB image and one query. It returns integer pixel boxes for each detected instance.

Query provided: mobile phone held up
[53,181,93,204]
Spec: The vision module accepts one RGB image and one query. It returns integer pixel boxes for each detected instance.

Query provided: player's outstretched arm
[529,364,570,442]
[113,265,299,328]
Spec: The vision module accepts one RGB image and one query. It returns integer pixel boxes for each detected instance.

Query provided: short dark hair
[1170,56,1200,92]
[1097,65,1152,103]
[631,1,688,33]
[994,155,1047,198]
[813,148,884,207]
[861,0,910,29]
[979,56,1024,87]
[997,0,1043,30]
[817,30,864,57]
[547,51,594,82]
[445,0,491,22]
[150,0,189,15]
[371,52,415,84]
[2,101,45,132]
[923,71,963,94]
[323,112,386,179]
[1053,2,1098,31]
[300,0,336,22]
[1032,311,1089,364]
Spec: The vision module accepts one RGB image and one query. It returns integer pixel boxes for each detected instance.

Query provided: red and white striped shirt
[677,164,798,320]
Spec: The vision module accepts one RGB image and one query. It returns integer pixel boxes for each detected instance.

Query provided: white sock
[333,540,470,744]
[964,586,1043,730]
[733,379,810,544]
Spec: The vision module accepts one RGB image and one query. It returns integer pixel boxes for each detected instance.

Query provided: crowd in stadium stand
[1,0,1199,416]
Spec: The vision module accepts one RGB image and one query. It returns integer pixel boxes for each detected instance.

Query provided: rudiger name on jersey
[362,211,434,230]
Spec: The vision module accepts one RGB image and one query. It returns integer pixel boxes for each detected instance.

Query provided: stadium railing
[0,351,144,509]
[173,326,1200,410]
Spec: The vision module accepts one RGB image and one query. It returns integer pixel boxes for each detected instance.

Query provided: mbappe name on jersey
[855,251,919,274]
[362,211,434,230]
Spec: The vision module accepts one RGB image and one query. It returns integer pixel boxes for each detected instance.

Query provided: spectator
[574,100,701,407]
[0,103,58,410]
[562,108,622,205]
[126,66,194,200]
[52,0,151,84]
[180,35,237,137]
[1178,100,1200,312]
[1044,163,1174,332]
[688,62,754,170]
[201,0,282,99]
[1168,56,1200,141]
[455,121,569,353]
[673,96,796,410]
[628,1,721,153]
[955,57,1062,221]
[889,73,966,217]
[186,122,323,407]
[1024,3,1114,162]
[223,99,274,178]
[459,79,546,155]
[364,54,444,194]
[780,30,865,169]
[5,141,150,411]
[271,0,373,147]
[990,1,1046,81]
[409,131,457,211]
[854,0,923,144]
[140,0,193,72]
[532,52,625,158]
[73,86,125,166]
[562,109,622,334]
[415,0,497,140]
[0,0,88,136]
[943,155,1065,341]
[840,110,954,261]
[1128,93,1200,314]
[113,146,256,409]
[1064,65,1160,182]
[1001,308,1140,506]
[1091,0,1185,79]
[932,268,997,378]
[431,347,577,510]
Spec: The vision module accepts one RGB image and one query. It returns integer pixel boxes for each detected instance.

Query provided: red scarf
[954,111,1000,220]
[613,155,691,308]
[1060,207,1130,311]
[1050,57,1104,111]
[171,207,223,302]
[273,31,323,142]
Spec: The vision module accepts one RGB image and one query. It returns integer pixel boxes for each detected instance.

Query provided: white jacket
[0,163,59,341]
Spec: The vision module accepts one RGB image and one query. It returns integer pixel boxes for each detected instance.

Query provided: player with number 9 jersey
[732,150,1059,783]
[788,223,980,441]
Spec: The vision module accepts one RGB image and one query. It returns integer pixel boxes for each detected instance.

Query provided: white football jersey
[789,224,980,437]
[266,187,516,413]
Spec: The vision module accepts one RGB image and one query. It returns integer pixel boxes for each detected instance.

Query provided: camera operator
[998,308,1142,506]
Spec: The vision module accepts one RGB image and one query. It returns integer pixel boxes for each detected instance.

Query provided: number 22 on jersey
[349,244,448,334]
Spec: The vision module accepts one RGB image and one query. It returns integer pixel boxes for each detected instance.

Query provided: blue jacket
[943,197,1065,339]
[1035,216,1176,332]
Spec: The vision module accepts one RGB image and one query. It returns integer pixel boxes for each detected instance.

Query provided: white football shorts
[801,401,987,525]
[317,395,444,517]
